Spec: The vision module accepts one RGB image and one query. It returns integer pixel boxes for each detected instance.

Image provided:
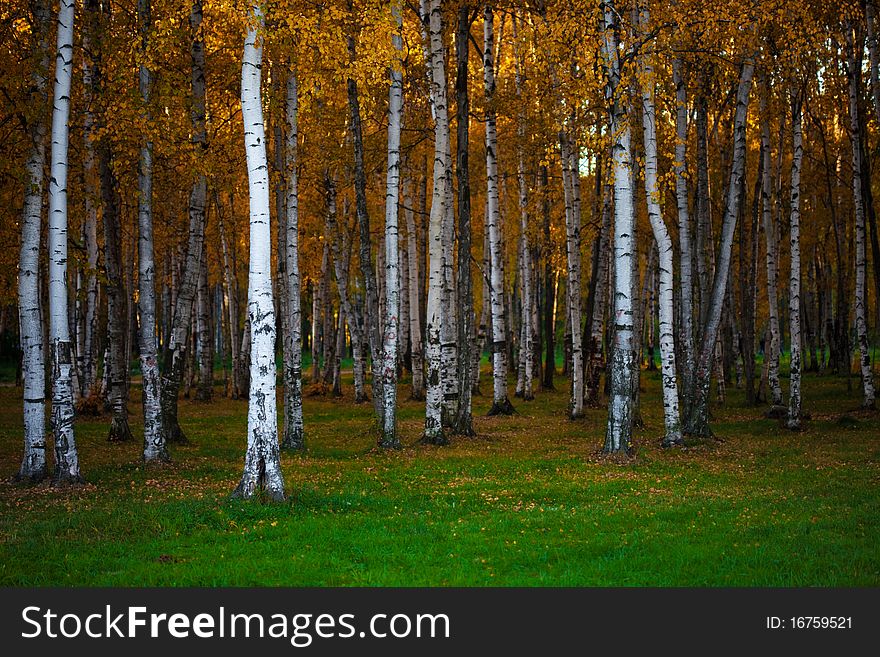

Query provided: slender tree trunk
[380,1,404,447]
[196,246,213,401]
[423,0,451,443]
[847,24,877,408]
[347,17,384,425]
[161,0,208,444]
[672,58,695,413]
[759,77,784,407]
[560,133,584,417]
[484,5,514,416]
[217,194,240,398]
[47,0,82,483]
[404,174,425,400]
[686,54,756,436]
[233,5,285,502]
[540,165,556,390]
[281,72,304,450]
[787,86,805,429]
[138,0,167,462]
[639,4,682,445]
[452,2,475,435]
[17,0,51,482]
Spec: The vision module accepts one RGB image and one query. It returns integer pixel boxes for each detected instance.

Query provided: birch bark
[281,71,304,450]
[233,5,285,501]
[380,0,404,447]
[17,0,51,481]
[787,86,804,429]
[639,5,682,445]
[48,0,82,483]
[138,0,167,462]
[484,5,514,416]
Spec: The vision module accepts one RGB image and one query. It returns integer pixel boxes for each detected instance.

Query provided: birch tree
[138,0,167,462]
[846,22,876,409]
[639,4,682,446]
[281,71,304,450]
[760,77,783,407]
[787,84,804,430]
[423,0,450,444]
[601,0,636,454]
[686,52,756,437]
[17,0,51,482]
[513,10,533,402]
[403,175,425,400]
[672,57,695,412]
[160,0,208,444]
[380,0,403,448]
[452,1,476,436]
[484,4,514,416]
[232,5,285,501]
[560,133,583,418]
[47,0,82,483]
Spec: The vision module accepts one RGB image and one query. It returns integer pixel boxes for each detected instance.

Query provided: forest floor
[0,367,878,586]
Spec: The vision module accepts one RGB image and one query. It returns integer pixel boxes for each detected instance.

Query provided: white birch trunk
[48,0,82,483]
[847,26,877,408]
[232,6,285,501]
[760,80,783,406]
[17,0,51,482]
[281,71,304,449]
[423,0,450,442]
[560,133,584,418]
[484,5,513,415]
[602,0,635,453]
[138,0,167,462]
[639,5,682,446]
[787,87,804,429]
[380,1,403,447]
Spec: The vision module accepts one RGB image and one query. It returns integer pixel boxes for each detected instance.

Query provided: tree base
[487,398,516,416]
[14,469,47,485]
[52,470,85,487]
[107,415,133,443]
[764,405,788,419]
[522,391,535,402]
[231,478,286,503]
[661,435,685,448]
[450,415,476,437]
[378,436,401,449]
[410,389,425,402]
[165,421,189,445]
[143,450,171,465]
[420,432,449,446]
[281,437,305,451]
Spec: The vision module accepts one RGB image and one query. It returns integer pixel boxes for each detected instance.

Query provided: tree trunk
[196,245,213,401]
[787,86,805,429]
[404,174,425,400]
[347,20,384,426]
[138,0,167,462]
[686,55,756,436]
[540,165,556,390]
[639,6,682,445]
[161,0,208,444]
[484,5,514,416]
[232,5,285,502]
[47,0,82,483]
[452,2,475,435]
[281,72,304,450]
[17,0,51,482]
[847,24,877,408]
[380,1,404,448]
[423,0,451,443]
[760,76,783,406]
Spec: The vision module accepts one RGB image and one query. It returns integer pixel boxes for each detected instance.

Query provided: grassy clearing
[0,368,878,586]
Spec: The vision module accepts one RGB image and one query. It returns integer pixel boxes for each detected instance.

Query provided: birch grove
[3,0,880,495]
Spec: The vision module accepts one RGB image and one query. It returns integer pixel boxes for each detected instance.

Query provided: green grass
[0,367,878,586]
